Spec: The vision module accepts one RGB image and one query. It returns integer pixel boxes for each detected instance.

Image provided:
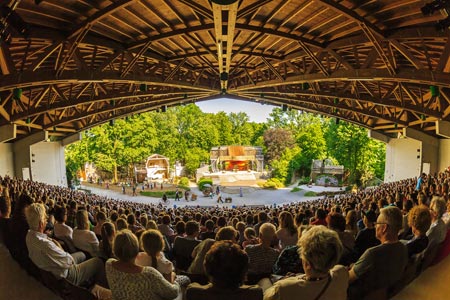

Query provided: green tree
[263,128,295,163]
[325,120,385,185]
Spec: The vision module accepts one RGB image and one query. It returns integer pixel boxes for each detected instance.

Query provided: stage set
[196,145,264,187]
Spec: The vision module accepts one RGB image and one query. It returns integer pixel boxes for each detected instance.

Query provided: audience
[106,229,179,300]
[186,241,263,300]
[172,220,200,271]
[354,209,380,258]
[246,223,279,276]
[402,205,431,257]
[276,211,298,250]
[0,168,449,299]
[25,203,106,288]
[264,225,348,300]
[348,206,408,299]
[73,209,100,257]
[426,196,447,248]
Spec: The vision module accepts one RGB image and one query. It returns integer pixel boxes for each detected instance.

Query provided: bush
[291,187,303,193]
[198,178,213,191]
[298,177,311,185]
[263,178,284,189]
[304,191,317,197]
[178,177,190,187]
[140,191,176,198]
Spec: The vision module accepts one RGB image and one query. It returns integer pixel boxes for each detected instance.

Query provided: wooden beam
[0,41,16,75]
[318,0,383,37]
[389,39,426,70]
[261,57,284,81]
[68,0,136,39]
[165,58,187,82]
[178,0,213,20]
[359,23,396,75]
[298,41,330,76]
[120,41,152,77]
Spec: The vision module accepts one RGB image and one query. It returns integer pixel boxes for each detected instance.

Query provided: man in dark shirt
[173,220,200,271]
[354,210,380,258]
[349,206,408,300]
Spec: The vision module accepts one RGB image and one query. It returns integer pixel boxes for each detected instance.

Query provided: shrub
[304,191,317,197]
[298,177,311,185]
[198,178,213,191]
[178,177,190,187]
[263,178,284,189]
[140,191,176,198]
[291,187,303,193]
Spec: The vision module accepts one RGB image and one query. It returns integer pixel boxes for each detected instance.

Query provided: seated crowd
[0,170,449,300]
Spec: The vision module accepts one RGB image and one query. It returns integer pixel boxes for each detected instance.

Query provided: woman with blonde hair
[106,230,179,300]
[276,211,298,250]
[100,222,116,259]
[136,229,189,287]
[73,210,99,257]
[265,226,348,300]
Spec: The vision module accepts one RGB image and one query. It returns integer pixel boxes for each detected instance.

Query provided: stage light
[421,0,449,16]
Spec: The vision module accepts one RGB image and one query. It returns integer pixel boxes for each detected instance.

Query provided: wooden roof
[1,0,450,142]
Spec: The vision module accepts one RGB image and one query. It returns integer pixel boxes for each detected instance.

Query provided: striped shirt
[245,244,279,275]
[26,229,74,278]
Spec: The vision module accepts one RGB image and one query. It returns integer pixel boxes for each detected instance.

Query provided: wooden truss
[0,0,449,141]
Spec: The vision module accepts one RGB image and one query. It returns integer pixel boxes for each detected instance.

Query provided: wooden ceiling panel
[0,0,449,141]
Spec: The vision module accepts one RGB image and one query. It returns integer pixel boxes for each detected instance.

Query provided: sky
[195,97,277,123]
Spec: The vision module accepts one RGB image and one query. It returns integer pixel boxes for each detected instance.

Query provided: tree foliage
[65,103,386,186]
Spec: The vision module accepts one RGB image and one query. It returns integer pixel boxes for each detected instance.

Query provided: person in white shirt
[73,210,100,257]
[25,203,106,287]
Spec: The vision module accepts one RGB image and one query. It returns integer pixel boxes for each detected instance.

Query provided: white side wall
[30,142,67,187]
[439,139,450,171]
[385,138,421,182]
[0,143,14,177]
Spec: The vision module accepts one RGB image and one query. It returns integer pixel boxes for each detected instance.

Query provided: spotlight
[421,0,450,16]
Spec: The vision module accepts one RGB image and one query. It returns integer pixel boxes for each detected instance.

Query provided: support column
[0,124,16,142]
[62,132,82,146]
[12,131,48,180]
[368,130,390,143]
[436,120,450,138]
[403,127,439,175]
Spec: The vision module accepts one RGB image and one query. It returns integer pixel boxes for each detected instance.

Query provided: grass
[140,191,176,198]
[291,187,303,193]
[304,191,318,197]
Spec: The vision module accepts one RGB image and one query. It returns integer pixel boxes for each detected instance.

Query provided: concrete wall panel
[385,138,421,182]
[0,143,14,177]
[439,139,450,172]
[30,142,67,186]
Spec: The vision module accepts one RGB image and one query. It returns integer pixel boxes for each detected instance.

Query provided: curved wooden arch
[0,0,449,141]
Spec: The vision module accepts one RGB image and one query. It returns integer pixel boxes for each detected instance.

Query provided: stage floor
[81,182,343,207]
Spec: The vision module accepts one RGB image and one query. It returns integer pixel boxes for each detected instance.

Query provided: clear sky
[195,97,277,123]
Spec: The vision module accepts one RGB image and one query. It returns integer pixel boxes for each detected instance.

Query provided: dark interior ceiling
[1,0,450,142]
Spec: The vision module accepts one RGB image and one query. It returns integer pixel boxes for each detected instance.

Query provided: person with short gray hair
[348,206,408,300]
[264,225,348,300]
[25,203,106,288]
[426,196,447,248]
[245,222,279,275]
